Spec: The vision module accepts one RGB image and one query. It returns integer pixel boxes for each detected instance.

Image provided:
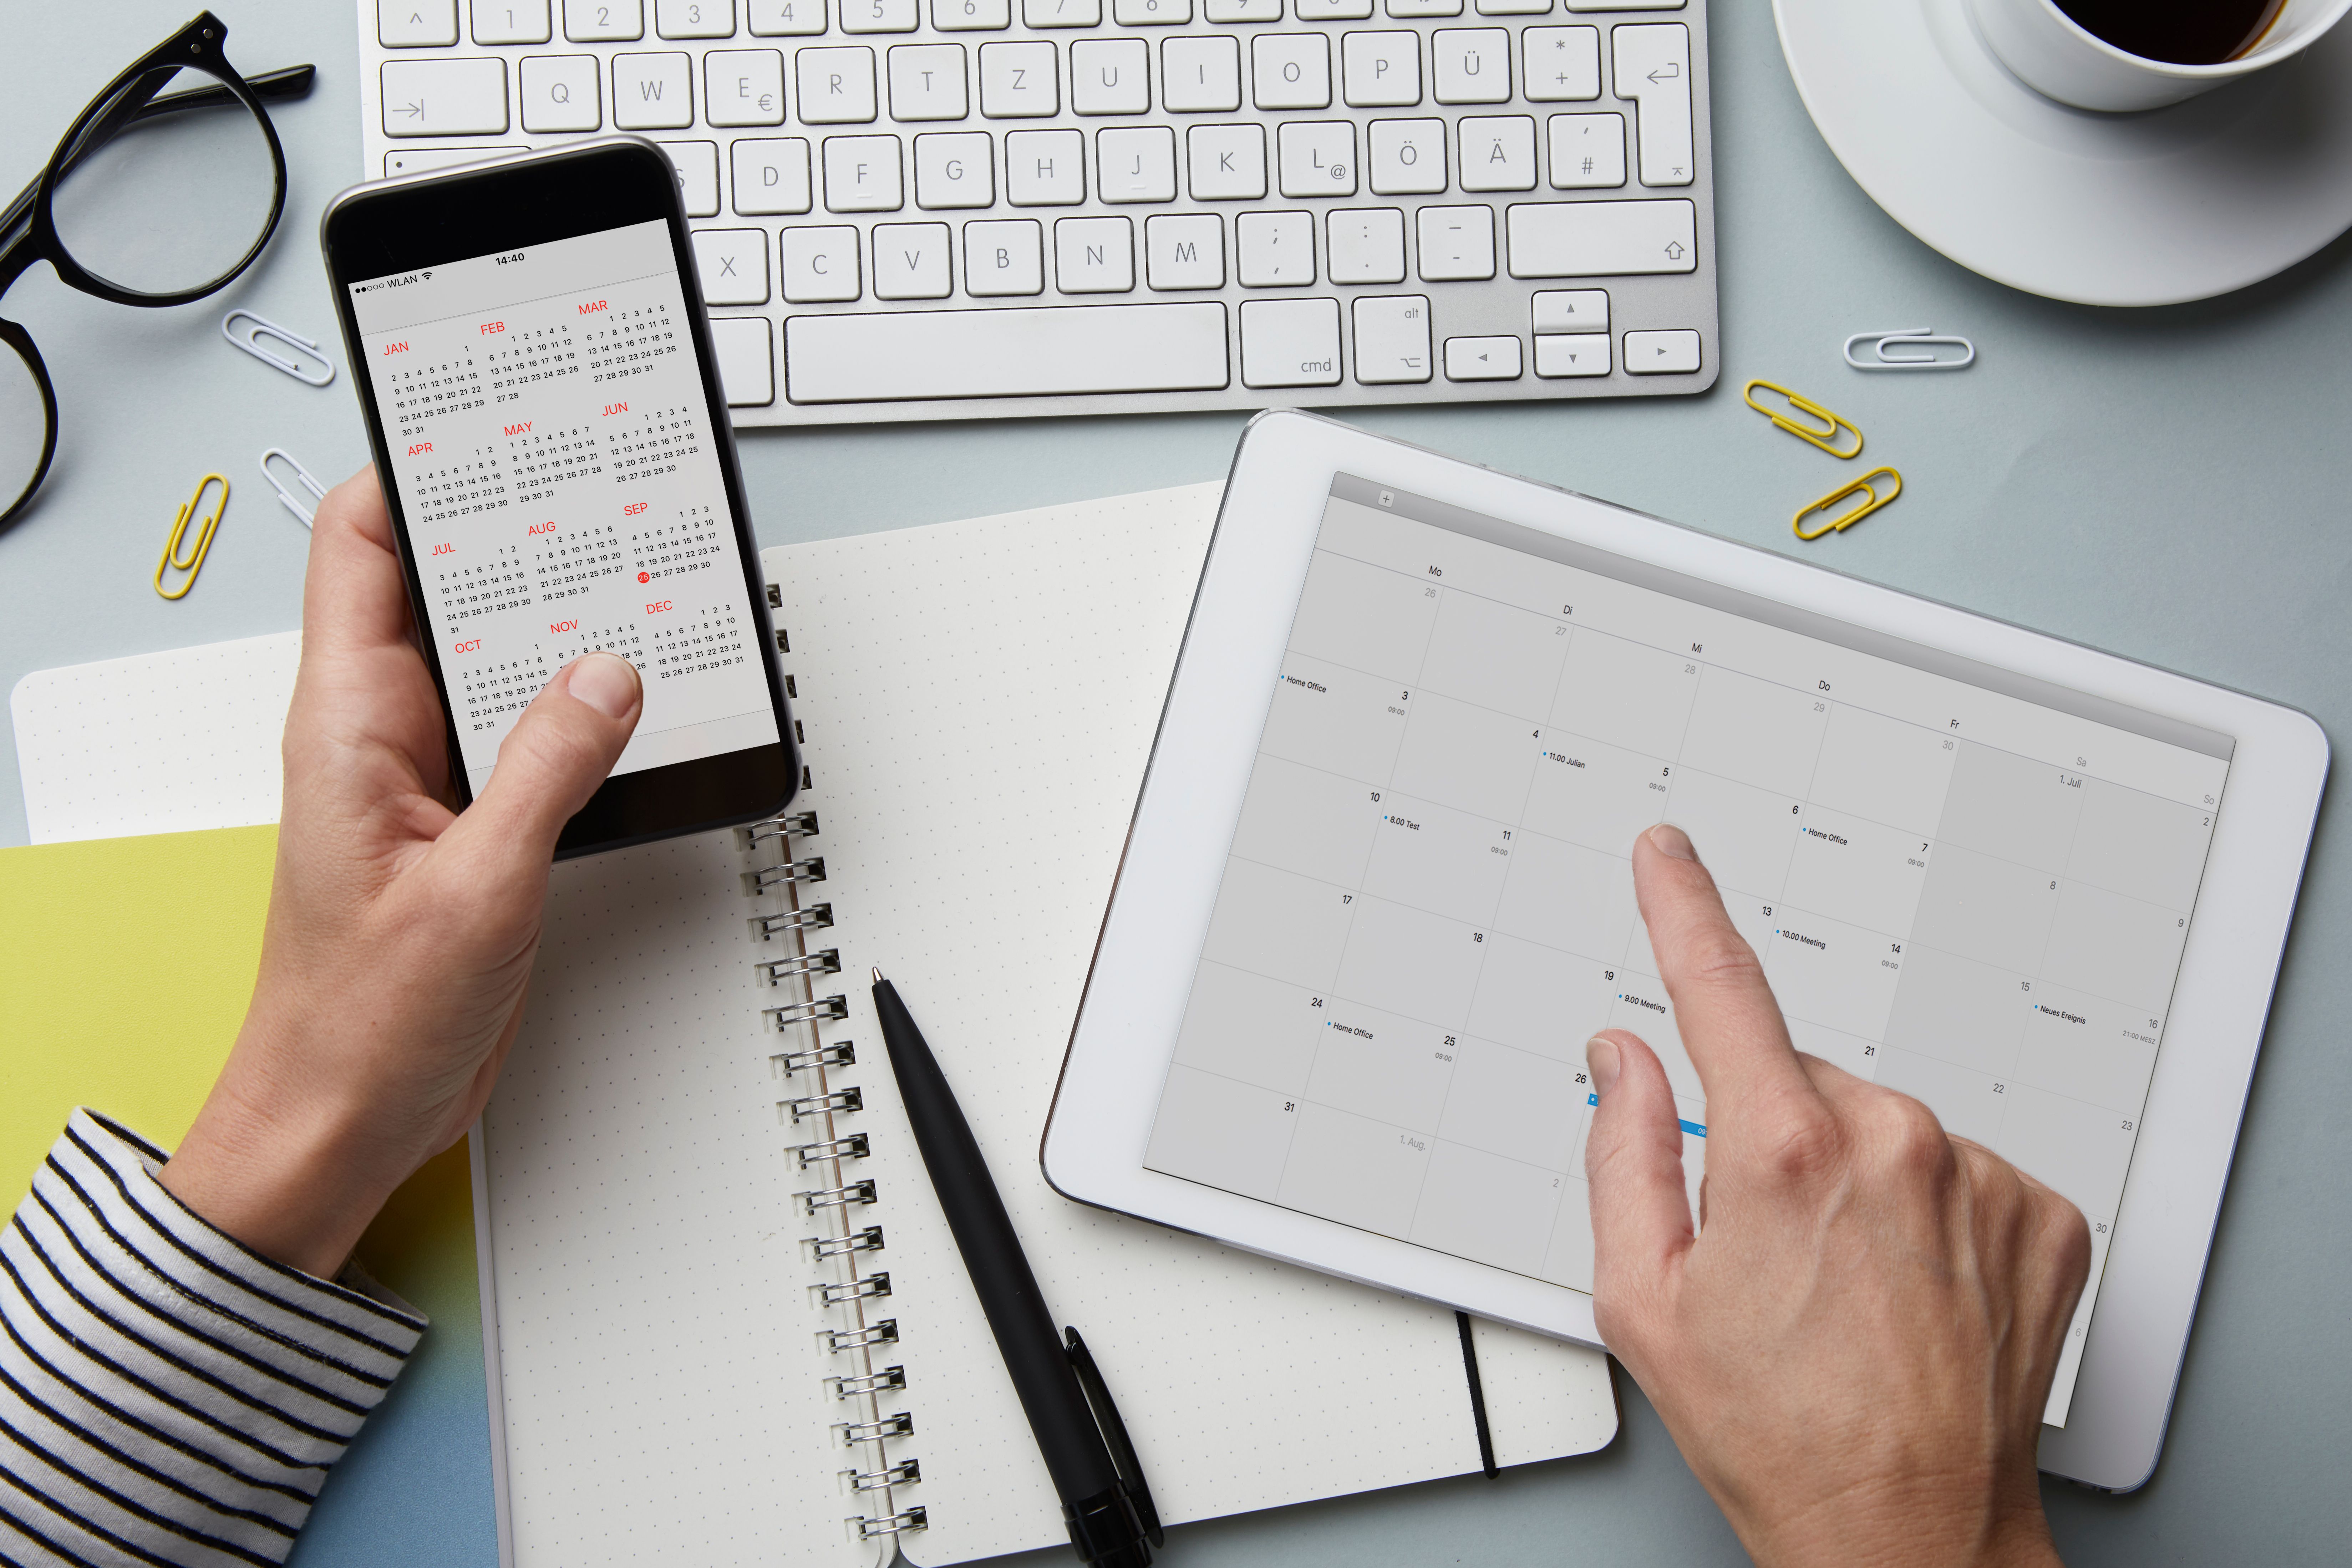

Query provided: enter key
[1611,24,1692,188]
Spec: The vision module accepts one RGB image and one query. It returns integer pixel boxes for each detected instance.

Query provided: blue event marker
[1584,1092,1706,1137]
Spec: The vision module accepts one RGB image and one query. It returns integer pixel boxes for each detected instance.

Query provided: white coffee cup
[1964,0,2352,111]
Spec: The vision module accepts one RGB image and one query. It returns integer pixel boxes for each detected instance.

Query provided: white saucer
[1773,0,2352,305]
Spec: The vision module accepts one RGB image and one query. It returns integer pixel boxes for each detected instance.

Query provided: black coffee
[2053,0,2287,65]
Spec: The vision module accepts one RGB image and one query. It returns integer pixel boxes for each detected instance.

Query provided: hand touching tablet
[1585,823,2092,1568]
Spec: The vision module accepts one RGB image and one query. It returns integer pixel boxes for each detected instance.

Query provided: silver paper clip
[259,448,326,529]
[222,309,336,386]
[1843,327,1975,371]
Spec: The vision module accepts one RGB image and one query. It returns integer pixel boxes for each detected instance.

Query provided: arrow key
[1443,334,1524,381]
[1535,332,1610,378]
[382,58,510,137]
[1623,329,1701,376]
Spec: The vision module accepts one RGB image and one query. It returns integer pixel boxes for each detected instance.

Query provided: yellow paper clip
[1793,467,1901,541]
[154,473,229,601]
[1744,380,1864,460]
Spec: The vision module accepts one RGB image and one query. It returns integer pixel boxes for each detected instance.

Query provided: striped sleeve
[0,1110,427,1568]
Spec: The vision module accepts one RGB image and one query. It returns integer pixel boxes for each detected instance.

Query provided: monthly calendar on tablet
[1143,475,2229,1424]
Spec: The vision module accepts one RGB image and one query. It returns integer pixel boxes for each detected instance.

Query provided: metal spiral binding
[775,1040,855,1076]
[828,1366,908,1398]
[807,1226,884,1260]
[758,949,842,984]
[793,1134,870,1167]
[751,903,833,940]
[745,793,924,1548]
[842,1460,920,1492]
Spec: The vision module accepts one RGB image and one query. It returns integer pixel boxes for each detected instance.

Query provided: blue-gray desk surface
[5,3,2346,1563]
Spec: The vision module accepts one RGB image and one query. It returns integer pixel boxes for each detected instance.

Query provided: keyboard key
[1239,297,1340,387]
[842,0,922,30]
[1205,0,1282,16]
[1146,213,1224,287]
[733,136,813,212]
[614,52,694,128]
[1238,210,1314,285]
[823,134,905,209]
[1505,197,1693,276]
[694,227,772,304]
[1612,24,1693,186]
[1163,36,1242,111]
[382,1,460,46]
[1546,113,1623,188]
[1474,0,1551,12]
[1073,39,1151,113]
[1444,334,1520,378]
[1252,35,1332,110]
[1296,0,1375,16]
[1534,332,1608,376]
[748,0,827,31]
[1277,121,1356,197]
[1341,31,1421,107]
[564,0,643,40]
[874,222,955,296]
[1328,207,1405,283]
[1114,0,1192,20]
[1432,29,1509,103]
[1367,117,1445,193]
[521,54,602,132]
[1025,0,1101,24]
[1416,203,1493,279]
[472,1,554,43]
[1188,123,1267,198]
[915,130,996,205]
[1458,115,1534,191]
[1099,126,1179,202]
[1530,287,1605,332]
[798,47,879,121]
[783,303,1229,399]
[383,145,527,177]
[706,50,787,125]
[934,0,1013,27]
[659,138,722,213]
[1385,0,1461,15]
[1351,294,1430,382]
[1568,0,1681,9]
[708,315,775,404]
[382,59,510,135]
[656,0,736,36]
[1623,328,1700,373]
[1056,215,1135,291]
[888,43,970,119]
[1006,128,1086,202]
[782,225,863,299]
[981,40,1061,115]
[966,217,1045,293]
[1524,26,1599,99]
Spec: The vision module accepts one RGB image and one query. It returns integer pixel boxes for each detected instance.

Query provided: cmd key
[381,58,510,136]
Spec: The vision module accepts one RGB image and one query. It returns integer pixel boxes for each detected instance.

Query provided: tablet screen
[1142,475,2232,1425]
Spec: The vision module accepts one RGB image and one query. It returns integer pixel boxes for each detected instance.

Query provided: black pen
[870,969,1163,1568]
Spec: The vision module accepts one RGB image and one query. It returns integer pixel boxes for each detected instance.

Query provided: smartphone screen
[343,216,779,799]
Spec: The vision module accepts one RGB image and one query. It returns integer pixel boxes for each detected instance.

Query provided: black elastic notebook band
[1455,1312,1499,1479]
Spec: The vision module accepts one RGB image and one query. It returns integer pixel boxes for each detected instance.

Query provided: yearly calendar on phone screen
[349,220,774,795]
[1144,477,2230,1424]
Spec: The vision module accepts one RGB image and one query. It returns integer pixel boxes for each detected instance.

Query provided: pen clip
[1065,1326,1165,1550]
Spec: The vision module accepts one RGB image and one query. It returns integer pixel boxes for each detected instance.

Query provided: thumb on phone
[447,653,644,869]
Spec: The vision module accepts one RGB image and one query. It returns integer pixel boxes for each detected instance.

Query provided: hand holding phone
[321,137,797,857]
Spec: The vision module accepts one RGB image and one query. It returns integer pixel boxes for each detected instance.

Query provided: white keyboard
[358,0,1716,424]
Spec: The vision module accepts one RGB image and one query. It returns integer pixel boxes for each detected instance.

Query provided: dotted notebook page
[764,486,1614,1567]
[9,631,300,844]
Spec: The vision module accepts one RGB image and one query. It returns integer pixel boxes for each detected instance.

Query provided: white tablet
[1042,411,2325,1492]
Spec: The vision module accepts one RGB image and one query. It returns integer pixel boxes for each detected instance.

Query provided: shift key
[1506,198,1694,278]
[381,59,510,137]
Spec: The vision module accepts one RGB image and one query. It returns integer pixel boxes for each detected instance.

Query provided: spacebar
[784,304,1230,403]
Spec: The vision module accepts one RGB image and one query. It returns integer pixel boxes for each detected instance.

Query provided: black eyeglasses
[0,11,315,527]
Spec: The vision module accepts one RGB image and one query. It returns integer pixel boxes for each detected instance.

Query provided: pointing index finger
[1633,823,1819,1117]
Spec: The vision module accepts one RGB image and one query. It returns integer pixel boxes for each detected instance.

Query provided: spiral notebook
[8,483,1617,1568]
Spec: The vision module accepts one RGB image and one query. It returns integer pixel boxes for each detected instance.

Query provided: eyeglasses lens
[49,67,277,298]
[0,340,47,521]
